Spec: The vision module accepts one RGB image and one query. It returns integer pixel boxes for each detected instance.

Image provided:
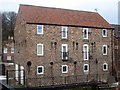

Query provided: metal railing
[6,69,108,88]
[6,70,25,87]
[26,74,107,87]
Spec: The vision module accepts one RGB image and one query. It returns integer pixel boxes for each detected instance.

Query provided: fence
[6,70,108,88]
[26,74,107,87]
[6,69,25,87]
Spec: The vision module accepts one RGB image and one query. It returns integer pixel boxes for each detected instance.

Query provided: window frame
[83,28,88,39]
[62,65,68,73]
[102,45,107,55]
[11,48,14,53]
[37,66,44,75]
[4,48,7,53]
[83,64,89,72]
[7,56,11,60]
[15,64,19,81]
[37,25,43,34]
[62,44,68,60]
[37,44,44,56]
[103,63,108,71]
[83,44,89,60]
[61,26,68,39]
[102,29,107,37]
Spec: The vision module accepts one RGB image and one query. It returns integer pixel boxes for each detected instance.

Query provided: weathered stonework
[14,5,114,87]
[0,34,1,59]
[112,24,120,81]
[15,23,113,85]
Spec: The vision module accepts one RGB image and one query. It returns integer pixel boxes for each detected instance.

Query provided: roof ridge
[20,4,97,14]
[19,4,113,29]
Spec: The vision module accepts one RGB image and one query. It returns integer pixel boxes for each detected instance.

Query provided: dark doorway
[0,64,5,75]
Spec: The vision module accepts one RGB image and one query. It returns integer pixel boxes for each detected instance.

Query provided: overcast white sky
[0,0,120,24]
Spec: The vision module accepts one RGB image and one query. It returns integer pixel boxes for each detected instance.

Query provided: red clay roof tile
[19,4,113,29]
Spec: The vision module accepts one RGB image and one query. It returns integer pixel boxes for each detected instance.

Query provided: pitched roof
[111,24,120,37]
[19,4,113,29]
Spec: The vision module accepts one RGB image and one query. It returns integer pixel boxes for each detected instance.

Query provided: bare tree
[2,12,17,40]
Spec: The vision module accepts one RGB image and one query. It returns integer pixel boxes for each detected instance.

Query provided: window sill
[103,70,108,71]
[62,72,68,74]
[37,73,44,75]
[37,54,44,56]
[102,36,108,37]
[83,59,89,61]
[37,33,43,35]
[103,54,107,56]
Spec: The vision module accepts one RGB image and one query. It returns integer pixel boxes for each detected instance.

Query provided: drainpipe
[111,29,114,76]
[50,62,54,85]
[27,61,32,86]
[74,61,77,83]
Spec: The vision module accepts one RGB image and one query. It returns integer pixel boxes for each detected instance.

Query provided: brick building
[0,13,2,76]
[0,13,2,61]
[1,37,14,76]
[14,4,114,87]
[112,24,120,81]
[2,37,14,64]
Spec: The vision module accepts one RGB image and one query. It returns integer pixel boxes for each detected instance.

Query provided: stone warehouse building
[0,13,2,76]
[112,24,120,81]
[14,4,114,87]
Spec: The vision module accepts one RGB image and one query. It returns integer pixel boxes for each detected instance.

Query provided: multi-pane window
[83,28,88,39]
[83,64,89,72]
[4,48,7,53]
[83,44,89,60]
[102,29,107,37]
[115,45,118,49]
[61,27,68,39]
[37,25,43,34]
[11,48,14,53]
[103,63,108,71]
[7,56,11,60]
[102,45,107,55]
[37,44,44,56]
[37,66,44,74]
[62,44,68,60]
[62,65,68,73]
[15,64,19,81]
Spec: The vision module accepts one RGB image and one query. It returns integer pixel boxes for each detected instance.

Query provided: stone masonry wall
[14,23,113,83]
[14,12,27,71]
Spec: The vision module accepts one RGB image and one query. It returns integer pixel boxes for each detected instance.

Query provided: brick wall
[3,41,14,63]
[0,13,2,60]
[114,38,120,80]
[15,22,113,84]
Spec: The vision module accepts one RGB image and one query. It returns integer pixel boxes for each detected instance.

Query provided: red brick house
[3,38,14,64]
[2,37,14,76]
[14,4,114,87]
